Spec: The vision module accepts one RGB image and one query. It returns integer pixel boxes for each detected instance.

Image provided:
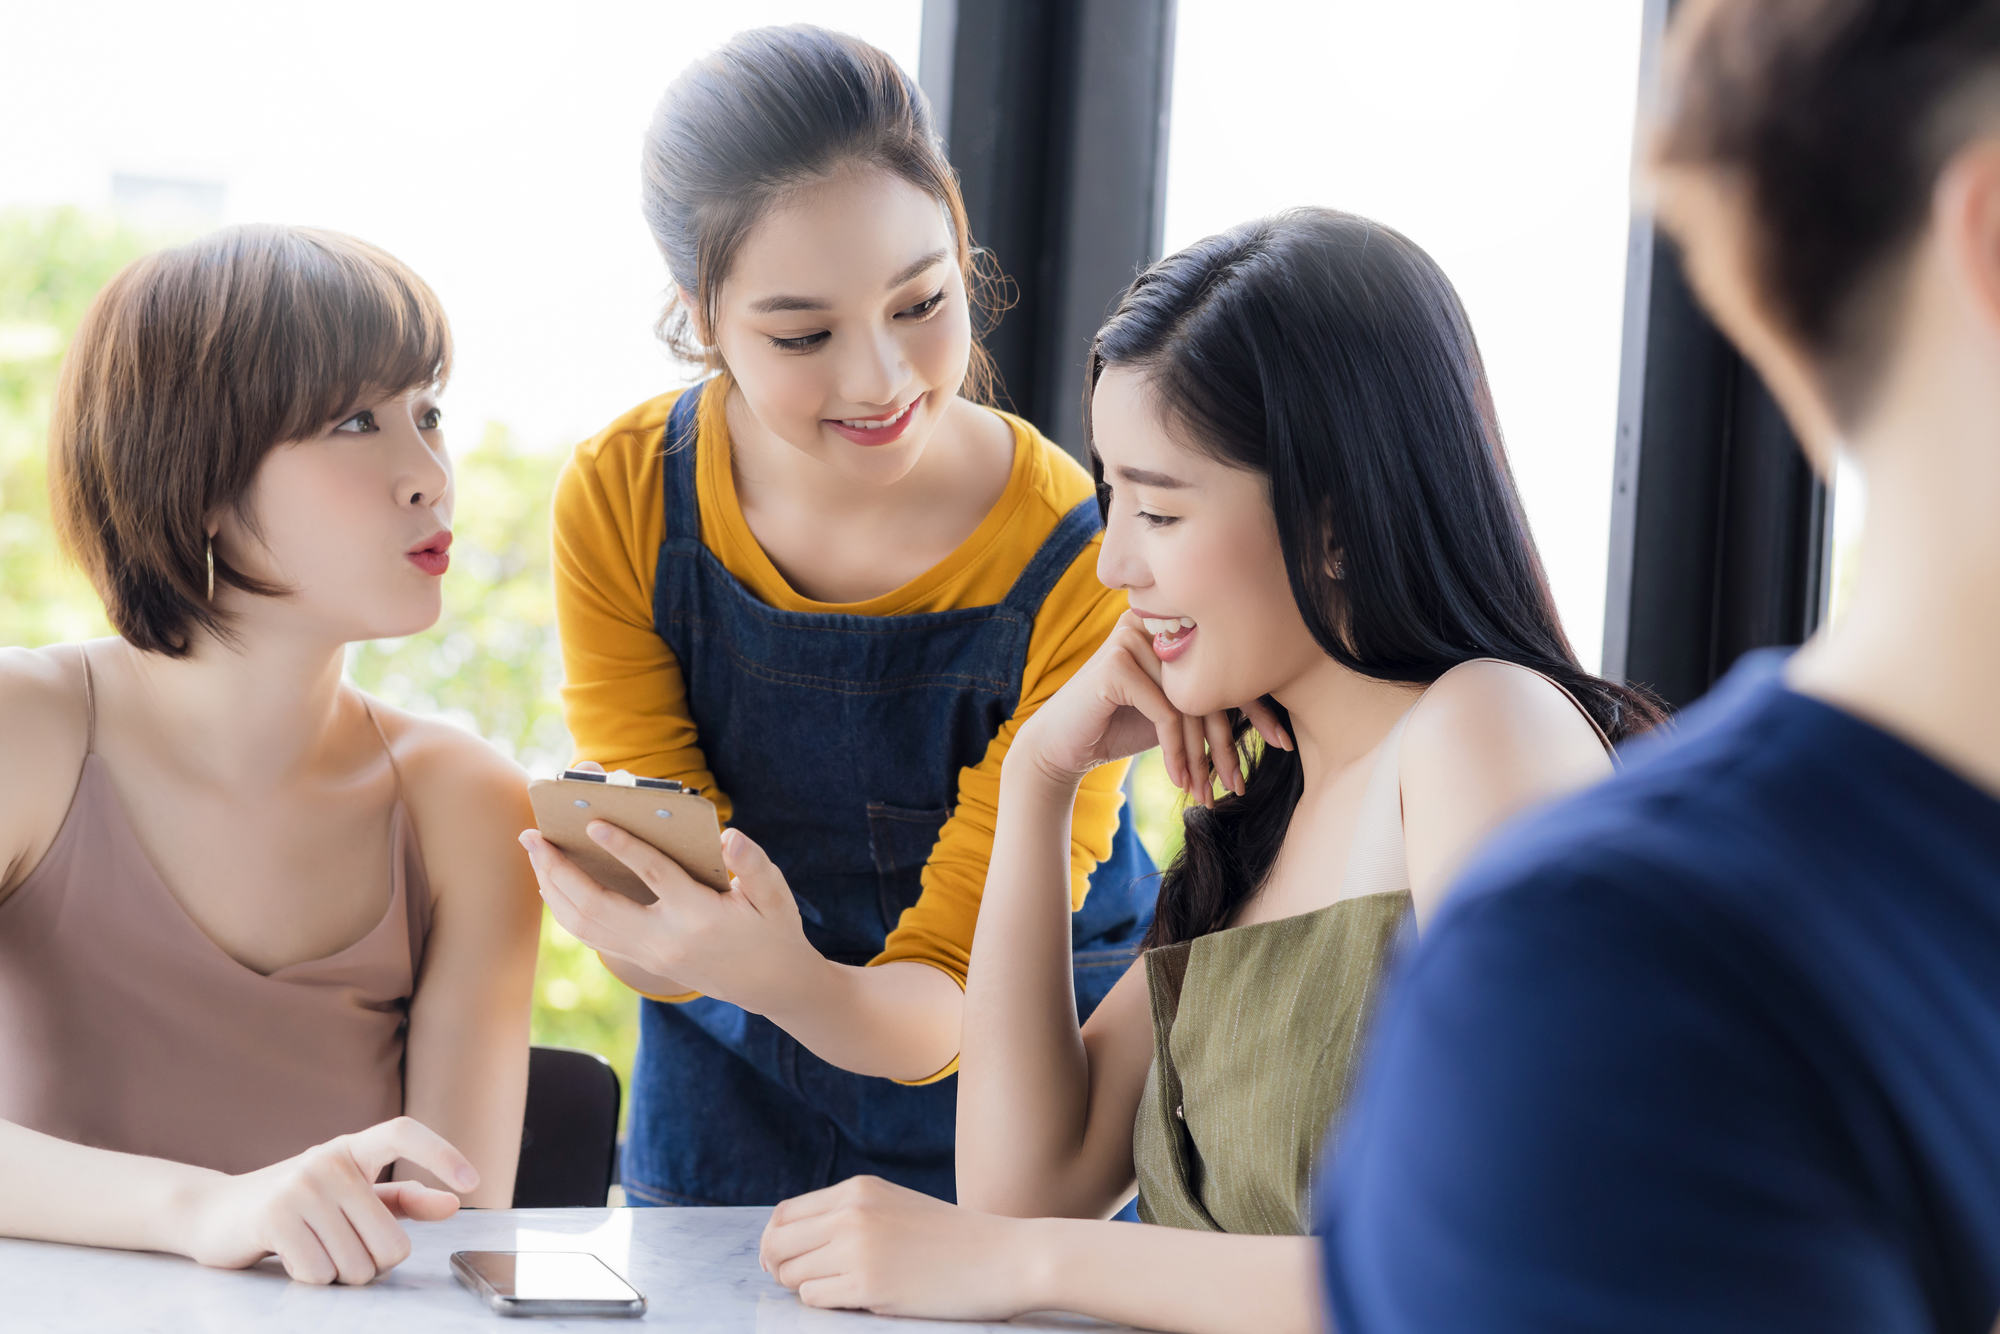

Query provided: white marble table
[0,1206,1134,1332]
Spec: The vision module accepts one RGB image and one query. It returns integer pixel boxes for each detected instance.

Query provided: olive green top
[1132,890,1412,1234]
[1128,658,1608,1235]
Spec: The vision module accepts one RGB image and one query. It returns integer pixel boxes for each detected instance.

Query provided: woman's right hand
[175,1116,475,1285]
[1013,611,1289,807]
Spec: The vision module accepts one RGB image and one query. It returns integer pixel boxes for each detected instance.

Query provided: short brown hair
[642,24,1002,403]
[1657,0,2000,424]
[49,224,451,656]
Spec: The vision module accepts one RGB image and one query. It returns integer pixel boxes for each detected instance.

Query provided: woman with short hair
[0,225,540,1284]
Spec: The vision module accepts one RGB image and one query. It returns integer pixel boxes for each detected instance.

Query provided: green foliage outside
[0,206,1190,1138]
[0,208,139,647]
[1127,749,1186,871]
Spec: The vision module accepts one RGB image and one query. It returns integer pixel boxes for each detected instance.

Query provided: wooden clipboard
[527,773,729,905]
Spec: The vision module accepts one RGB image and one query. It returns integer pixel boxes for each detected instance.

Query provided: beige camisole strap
[1341,657,1613,900]
[0,646,433,1175]
[79,639,95,751]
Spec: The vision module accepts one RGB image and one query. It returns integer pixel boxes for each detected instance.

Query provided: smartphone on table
[451,1250,646,1317]
[528,768,729,904]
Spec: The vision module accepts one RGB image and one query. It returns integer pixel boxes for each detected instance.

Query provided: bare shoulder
[359,698,535,901]
[1401,659,1609,784]
[0,644,96,894]
[0,644,91,774]
[1397,661,1615,918]
[366,700,525,793]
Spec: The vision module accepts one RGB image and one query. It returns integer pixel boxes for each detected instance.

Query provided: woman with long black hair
[755,208,1663,1333]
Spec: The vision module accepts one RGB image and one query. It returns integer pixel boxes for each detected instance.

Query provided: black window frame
[919,0,1177,458]
[1602,0,1833,708]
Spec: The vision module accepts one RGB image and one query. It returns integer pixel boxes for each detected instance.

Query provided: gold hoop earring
[205,537,215,601]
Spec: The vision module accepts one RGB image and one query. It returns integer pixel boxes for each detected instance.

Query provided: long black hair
[1087,210,1667,949]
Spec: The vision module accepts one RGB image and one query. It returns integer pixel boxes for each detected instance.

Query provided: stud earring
[1331,559,1346,581]
[206,537,215,601]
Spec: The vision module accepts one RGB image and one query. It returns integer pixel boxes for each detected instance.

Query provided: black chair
[513,1045,621,1207]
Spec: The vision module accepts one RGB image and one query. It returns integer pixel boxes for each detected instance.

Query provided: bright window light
[0,1,925,452]
[1164,0,1648,670]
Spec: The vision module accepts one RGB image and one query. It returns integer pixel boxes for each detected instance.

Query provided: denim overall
[620,387,1156,1207]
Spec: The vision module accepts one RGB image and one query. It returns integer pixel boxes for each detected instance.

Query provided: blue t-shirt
[1318,652,2000,1333]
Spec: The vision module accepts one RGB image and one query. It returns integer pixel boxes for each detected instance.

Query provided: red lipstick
[407,530,452,577]
[823,395,922,446]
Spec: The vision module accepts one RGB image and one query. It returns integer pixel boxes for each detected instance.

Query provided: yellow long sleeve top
[552,386,1132,993]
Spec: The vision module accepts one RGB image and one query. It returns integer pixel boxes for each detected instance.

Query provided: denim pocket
[866,802,950,934]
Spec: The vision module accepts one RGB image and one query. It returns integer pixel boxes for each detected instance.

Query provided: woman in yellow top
[520,25,1159,1208]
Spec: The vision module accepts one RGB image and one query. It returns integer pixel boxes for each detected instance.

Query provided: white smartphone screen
[453,1250,644,1307]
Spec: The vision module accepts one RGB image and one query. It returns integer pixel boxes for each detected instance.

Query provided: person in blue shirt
[1319,1,2000,1330]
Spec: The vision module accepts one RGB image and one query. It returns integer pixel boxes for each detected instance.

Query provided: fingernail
[455,1165,479,1190]
[721,829,743,855]
[587,823,612,844]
